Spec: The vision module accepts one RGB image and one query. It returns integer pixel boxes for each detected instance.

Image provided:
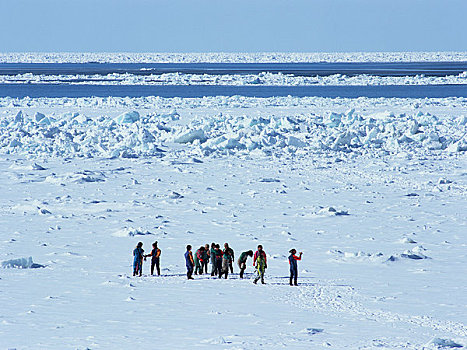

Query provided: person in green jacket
[238,250,253,279]
[253,245,267,284]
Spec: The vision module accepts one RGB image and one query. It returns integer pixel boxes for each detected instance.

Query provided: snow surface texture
[1,96,466,349]
[1,52,467,63]
[2,71,467,86]
[1,104,466,159]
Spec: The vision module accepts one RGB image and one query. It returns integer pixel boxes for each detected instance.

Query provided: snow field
[0,96,466,349]
[1,145,466,348]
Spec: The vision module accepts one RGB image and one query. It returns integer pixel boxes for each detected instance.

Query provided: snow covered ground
[1,51,467,63]
[0,94,466,349]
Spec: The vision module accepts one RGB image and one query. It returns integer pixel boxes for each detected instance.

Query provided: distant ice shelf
[1,71,466,86]
[1,51,467,64]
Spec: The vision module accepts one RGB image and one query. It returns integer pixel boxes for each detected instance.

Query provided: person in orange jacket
[145,241,161,276]
[185,245,194,280]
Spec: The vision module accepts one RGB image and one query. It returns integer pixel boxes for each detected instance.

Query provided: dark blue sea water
[1,83,466,98]
[0,62,466,98]
[1,62,467,77]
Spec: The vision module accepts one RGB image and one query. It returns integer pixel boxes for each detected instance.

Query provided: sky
[0,0,466,52]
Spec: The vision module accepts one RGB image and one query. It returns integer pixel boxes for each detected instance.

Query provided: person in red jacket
[288,249,303,286]
[194,246,205,275]
[253,245,267,284]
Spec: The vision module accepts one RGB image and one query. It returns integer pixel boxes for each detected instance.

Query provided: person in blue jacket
[288,249,303,286]
[133,242,144,277]
[185,245,195,280]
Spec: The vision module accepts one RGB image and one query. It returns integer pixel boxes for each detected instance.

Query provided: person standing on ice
[288,249,303,286]
[133,242,144,277]
[210,243,217,276]
[253,245,267,284]
[220,243,234,279]
[194,246,205,275]
[185,245,195,280]
[203,244,210,274]
[145,241,161,276]
[214,244,224,278]
[224,243,235,273]
[238,250,253,279]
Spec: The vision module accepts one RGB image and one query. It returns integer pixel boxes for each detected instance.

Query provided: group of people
[132,241,161,277]
[186,242,236,279]
[133,241,303,286]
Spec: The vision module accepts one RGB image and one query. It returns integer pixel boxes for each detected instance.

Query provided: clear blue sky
[1,0,466,52]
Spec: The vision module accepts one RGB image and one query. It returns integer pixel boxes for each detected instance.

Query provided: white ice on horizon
[1,51,467,63]
[1,71,467,86]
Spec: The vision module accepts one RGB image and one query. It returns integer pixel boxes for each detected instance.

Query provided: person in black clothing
[145,241,161,276]
[214,244,223,278]
[238,250,253,279]
[224,243,234,273]
[210,243,217,276]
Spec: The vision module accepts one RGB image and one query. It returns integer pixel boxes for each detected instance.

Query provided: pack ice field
[0,54,466,350]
